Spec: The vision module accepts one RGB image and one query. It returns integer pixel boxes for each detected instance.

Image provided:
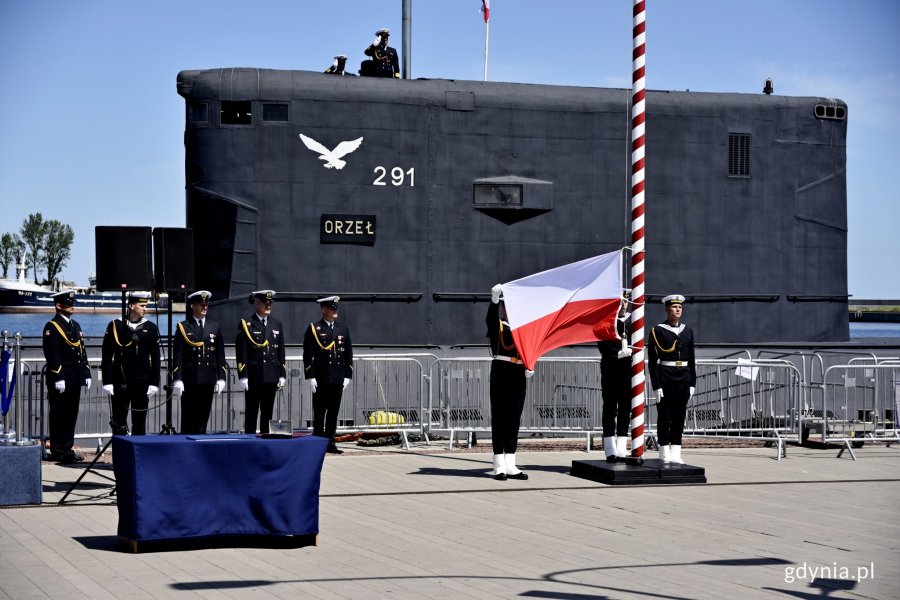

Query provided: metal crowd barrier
[815,362,900,459]
[429,357,604,451]
[6,349,897,461]
[684,359,803,460]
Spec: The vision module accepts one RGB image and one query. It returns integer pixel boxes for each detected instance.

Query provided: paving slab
[1,441,898,599]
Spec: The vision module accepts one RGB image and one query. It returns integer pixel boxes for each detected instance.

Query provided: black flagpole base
[571,457,706,486]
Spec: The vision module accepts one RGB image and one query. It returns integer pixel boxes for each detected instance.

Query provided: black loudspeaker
[94,226,153,291]
[153,228,194,292]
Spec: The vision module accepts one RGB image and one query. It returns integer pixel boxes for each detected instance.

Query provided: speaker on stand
[94,226,153,319]
[152,228,195,435]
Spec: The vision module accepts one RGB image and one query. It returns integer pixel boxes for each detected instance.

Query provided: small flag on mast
[481,0,490,23]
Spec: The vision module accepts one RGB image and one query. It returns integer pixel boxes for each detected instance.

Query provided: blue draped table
[112,434,328,547]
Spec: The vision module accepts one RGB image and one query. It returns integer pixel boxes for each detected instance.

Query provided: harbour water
[1,312,898,342]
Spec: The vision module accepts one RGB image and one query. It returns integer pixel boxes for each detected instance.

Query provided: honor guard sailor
[235,290,286,434]
[42,290,91,463]
[597,290,633,462]
[303,296,353,453]
[100,292,160,435]
[172,291,227,434]
[648,294,697,465]
[486,284,531,481]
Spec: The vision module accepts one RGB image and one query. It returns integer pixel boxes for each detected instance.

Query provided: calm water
[2,312,899,341]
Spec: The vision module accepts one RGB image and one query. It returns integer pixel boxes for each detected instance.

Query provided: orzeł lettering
[323,219,374,235]
[320,214,376,246]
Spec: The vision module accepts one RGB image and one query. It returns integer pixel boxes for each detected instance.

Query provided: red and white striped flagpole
[629,0,648,458]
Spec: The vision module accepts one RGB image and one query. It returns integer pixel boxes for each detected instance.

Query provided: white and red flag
[501,250,623,370]
[481,0,490,23]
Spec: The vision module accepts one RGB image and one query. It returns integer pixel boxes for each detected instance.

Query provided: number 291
[373,166,415,187]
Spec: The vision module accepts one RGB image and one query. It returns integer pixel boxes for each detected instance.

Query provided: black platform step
[571,458,707,486]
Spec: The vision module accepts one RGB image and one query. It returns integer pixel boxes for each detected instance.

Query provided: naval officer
[303,296,353,453]
[235,290,286,434]
[172,290,227,434]
[597,291,634,462]
[42,290,91,463]
[363,28,399,78]
[486,284,531,481]
[648,294,697,464]
[100,291,160,435]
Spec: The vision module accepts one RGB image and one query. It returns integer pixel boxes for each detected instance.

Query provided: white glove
[373,35,381,46]
[102,384,114,396]
[172,380,184,397]
[689,386,695,398]
[490,284,503,304]
[239,378,249,391]
[277,377,286,390]
[55,380,66,393]
[617,348,633,359]
[656,388,664,401]
[214,380,225,394]
[525,369,535,379]
[84,378,91,390]
[147,385,159,399]
[308,378,318,393]
[332,58,339,69]
[342,377,350,390]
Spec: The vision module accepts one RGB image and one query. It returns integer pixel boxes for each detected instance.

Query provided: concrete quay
[1,440,898,599]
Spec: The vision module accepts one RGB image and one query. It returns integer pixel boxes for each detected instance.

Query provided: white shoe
[615,436,629,458]
[659,444,671,463]
[670,445,685,464]
[506,453,528,480]
[492,454,507,480]
[603,436,617,460]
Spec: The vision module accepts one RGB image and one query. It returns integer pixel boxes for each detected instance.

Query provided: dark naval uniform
[101,318,160,435]
[42,307,91,461]
[648,321,696,446]
[363,43,399,77]
[485,293,531,481]
[173,316,227,434]
[235,313,286,434]
[487,301,527,459]
[598,313,632,440]
[303,315,353,448]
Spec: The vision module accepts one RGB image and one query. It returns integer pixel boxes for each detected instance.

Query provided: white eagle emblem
[298,133,363,170]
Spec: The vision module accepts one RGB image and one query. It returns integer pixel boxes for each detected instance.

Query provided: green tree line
[0,213,75,286]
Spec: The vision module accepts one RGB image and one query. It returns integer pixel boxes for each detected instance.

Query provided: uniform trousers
[244,382,278,434]
[600,360,631,437]
[48,384,81,456]
[180,384,214,434]
[312,383,344,442]
[111,382,150,435]
[489,360,527,455]
[656,381,690,445]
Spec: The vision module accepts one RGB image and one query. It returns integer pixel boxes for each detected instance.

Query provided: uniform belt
[659,360,689,367]
[493,355,523,364]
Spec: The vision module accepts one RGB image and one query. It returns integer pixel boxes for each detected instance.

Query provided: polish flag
[481,0,490,23]
[501,250,623,370]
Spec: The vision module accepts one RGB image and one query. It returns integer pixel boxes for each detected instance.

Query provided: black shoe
[326,445,344,454]
[45,452,65,462]
[493,473,508,481]
[606,455,619,463]
[508,472,529,480]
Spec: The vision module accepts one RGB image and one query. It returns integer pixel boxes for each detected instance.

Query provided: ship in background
[0,259,161,313]
[176,68,848,346]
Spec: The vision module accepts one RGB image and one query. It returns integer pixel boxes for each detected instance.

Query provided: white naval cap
[251,290,276,302]
[317,295,340,308]
[188,290,212,303]
[127,291,152,305]
[662,294,685,305]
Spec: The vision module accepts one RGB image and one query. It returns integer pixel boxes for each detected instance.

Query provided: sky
[1,0,898,298]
